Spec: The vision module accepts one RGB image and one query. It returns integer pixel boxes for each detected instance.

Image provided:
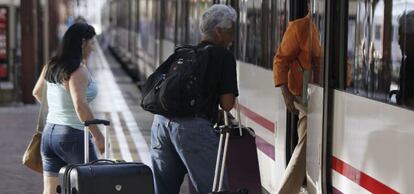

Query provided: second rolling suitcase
[208,108,261,194]
[57,119,154,194]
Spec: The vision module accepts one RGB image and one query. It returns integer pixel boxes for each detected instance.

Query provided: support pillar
[21,0,38,104]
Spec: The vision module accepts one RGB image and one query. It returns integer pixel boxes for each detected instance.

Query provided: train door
[305,0,327,193]
[327,0,414,193]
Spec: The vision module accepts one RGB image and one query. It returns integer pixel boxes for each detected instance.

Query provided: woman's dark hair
[45,22,96,83]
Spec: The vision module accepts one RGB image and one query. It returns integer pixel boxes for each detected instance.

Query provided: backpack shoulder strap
[155,50,181,73]
[175,44,197,53]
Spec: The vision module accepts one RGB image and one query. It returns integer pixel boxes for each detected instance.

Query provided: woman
[32,22,104,194]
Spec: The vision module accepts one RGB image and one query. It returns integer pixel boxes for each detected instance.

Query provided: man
[150,5,238,194]
[272,0,321,193]
[398,10,414,108]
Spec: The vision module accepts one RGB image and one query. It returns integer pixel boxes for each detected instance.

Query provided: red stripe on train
[332,156,399,194]
[238,103,275,133]
[255,135,275,160]
[237,104,399,193]
[238,103,276,160]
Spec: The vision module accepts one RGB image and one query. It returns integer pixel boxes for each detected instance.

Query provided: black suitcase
[57,119,154,194]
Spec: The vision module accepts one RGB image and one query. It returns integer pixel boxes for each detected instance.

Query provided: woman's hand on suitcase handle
[90,125,105,154]
[94,133,105,154]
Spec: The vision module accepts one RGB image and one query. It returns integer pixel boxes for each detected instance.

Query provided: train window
[262,0,271,69]
[154,0,161,40]
[139,0,148,53]
[217,0,239,55]
[139,0,147,59]
[273,0,288,59]
[267,0,282,69]
[239,0,266,68]
[128,0,133,54]
[135,0,140,57]
[117,0,130,51]
[188,1,199,45]
[346,0,414,109]
[130,0,137,57]
[309,0,325,86]
[176,0,188,44]
[199,1,213,38]
[188,0,213,45]
[147,0,156,62]
[117,1,129,29]
[164,0,176,41]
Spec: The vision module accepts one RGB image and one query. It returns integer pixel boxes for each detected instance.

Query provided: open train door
[306,0,349,193]
[305,0,328,193]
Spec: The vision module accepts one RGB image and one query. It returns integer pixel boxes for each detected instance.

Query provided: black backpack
[140,44,212,116]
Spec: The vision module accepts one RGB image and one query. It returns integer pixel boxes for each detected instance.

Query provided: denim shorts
[41,123,98,176]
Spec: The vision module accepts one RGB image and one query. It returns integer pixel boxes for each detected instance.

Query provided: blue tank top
[46,70,97,130]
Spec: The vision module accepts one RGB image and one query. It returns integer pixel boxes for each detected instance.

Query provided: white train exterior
[102,0,414,193]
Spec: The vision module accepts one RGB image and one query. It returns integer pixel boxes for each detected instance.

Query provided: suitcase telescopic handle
[84,119,110,163]
[212,99,246,192]
[212,111,231,192]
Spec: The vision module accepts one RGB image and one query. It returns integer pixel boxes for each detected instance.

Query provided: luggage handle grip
[84,119,110,126]
[90,159,116,165]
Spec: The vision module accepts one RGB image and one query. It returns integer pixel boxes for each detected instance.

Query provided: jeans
[41,123,98,176]
[150,114,227,194]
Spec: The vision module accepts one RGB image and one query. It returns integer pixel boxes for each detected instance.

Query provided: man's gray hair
[399,10,414,33]
[199,4,237,38]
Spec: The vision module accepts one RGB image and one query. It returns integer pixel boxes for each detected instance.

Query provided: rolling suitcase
[57,119,154,194]
[209,106,261,194]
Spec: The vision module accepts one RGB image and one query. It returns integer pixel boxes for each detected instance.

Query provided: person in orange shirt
[273,15,322,111]
[272,1,322,193]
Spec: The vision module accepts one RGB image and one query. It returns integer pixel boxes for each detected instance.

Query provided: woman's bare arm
[68,66,104,152]
[32,66,47,103]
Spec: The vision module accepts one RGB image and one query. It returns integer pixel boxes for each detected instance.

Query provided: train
[101,0,414,193]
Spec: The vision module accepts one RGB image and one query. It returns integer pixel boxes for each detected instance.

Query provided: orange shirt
[273,14,322,96]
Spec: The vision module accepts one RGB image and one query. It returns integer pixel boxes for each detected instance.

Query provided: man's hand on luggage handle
[281,85,299,114]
